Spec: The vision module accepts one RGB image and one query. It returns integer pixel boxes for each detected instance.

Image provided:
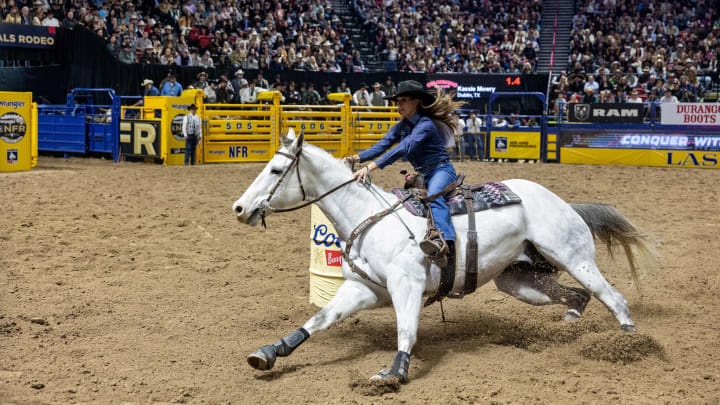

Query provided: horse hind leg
[494,261,591,320]
[532,242,636,332]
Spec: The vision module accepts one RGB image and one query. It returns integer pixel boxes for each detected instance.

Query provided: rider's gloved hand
[353,161,378,184]
[344,155,360,165]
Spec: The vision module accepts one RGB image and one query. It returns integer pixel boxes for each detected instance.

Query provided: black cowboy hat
[188,104,197,110]
[385,80,435,105]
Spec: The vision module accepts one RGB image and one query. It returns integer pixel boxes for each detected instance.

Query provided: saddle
[395,173,523,304]
[391,182,522,218]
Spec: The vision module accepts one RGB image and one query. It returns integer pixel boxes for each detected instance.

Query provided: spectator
[584,75,599,93]
[118,42,136,64]
[19,6,30,24]
[135,30,152,51]
[4,6,20,24]
[627,89,643,103]
[240,79,261,104]
[381,76,397,99]
[41,9,58,27]
[231,70,245,103]
[369,82,387,107]
[336,79,351,94]
[204,80,217,103]
[581,87,598,103]
[353,83,370,106]
[466,112,484,160]
[569,75,585,94]
[452,112,465,160]
[320,82,332,104]
[661,89,679,104]
[160,74,183,96]
[302,83,321,105]
[198,50,214,68]
[286,81,301,104]
[194,72,209,91]
[255,72,269,90]
[139,46,158,64]
[507,113,523,129]
[142,79,159,97]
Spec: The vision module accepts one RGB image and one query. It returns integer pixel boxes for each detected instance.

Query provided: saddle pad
[391,182,522,218]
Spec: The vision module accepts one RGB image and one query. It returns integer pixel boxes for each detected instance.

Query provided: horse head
[233,128,307,226]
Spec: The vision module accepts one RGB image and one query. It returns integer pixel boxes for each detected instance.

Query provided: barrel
[309,204,345,307]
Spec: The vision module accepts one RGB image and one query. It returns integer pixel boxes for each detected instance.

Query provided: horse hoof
[370,369,407,384]
[564,309,582,321]
[621,324,637,333]
[247,345,277,370]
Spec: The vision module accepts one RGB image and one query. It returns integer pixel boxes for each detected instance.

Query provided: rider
[344,80,464,279]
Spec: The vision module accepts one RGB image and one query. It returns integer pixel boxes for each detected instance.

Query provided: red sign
[325,250,342,267]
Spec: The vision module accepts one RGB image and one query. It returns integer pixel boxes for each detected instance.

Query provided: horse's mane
[300,143,392,199]
[301,143,354,178]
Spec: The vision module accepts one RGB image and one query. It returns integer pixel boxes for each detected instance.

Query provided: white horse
[232,131,656,383]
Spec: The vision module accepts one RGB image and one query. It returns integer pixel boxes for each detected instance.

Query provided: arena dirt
[1,157,719,404]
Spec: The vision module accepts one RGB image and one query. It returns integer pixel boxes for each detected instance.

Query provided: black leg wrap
[390,351,410,383]
[272,327,310,357]
[437,241,456,297]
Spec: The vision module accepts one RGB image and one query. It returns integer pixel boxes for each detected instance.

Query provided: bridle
[259,144,356,228]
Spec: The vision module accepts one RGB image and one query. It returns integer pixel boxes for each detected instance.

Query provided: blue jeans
[462,133,477,159]
[423,162,457,241]
[185,135,197,165]
[476,133,485,160]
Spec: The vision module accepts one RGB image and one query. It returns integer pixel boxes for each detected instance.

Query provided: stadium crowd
[551,0,719,114]
[352,0,543,73]
[1,0,367,72]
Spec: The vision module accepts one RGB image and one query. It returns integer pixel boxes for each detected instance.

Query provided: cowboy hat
[188,104,197,110]
[141,79,154,86]
[385,80,435,105]
[234,69,244,76]
[197,71,207,79]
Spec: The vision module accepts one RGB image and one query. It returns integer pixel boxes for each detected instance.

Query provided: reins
[259,146,356,227]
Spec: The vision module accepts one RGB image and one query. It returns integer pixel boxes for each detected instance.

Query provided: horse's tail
[570,203,658,291]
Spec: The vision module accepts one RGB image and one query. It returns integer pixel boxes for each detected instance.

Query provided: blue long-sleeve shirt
[160,81,183,97]
[358,114,450,172]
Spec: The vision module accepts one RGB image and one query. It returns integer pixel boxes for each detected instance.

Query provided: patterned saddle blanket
[391,182,522,218]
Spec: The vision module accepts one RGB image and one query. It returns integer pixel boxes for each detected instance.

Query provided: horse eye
[270,168,282,175]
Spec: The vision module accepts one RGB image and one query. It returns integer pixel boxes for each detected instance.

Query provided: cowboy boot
[420,238,448,267]
[424,241,456,307]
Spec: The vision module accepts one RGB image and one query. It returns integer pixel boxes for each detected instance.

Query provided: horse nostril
[235,205,243,214]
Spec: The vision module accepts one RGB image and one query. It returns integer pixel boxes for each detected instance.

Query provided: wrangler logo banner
[0,23,56,48]
[489,131,541,160]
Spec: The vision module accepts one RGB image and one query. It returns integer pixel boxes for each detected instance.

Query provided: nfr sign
[229,145,248,158]
[119,121,161,158]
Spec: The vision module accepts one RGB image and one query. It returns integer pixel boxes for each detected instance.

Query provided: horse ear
[296,129,305,148]
[280,128,296,148]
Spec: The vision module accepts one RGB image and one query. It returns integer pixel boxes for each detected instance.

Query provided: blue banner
[0,23,56,49]
[560,129,720,152]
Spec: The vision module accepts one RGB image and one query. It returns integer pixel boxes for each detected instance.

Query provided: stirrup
[420,239,447,267]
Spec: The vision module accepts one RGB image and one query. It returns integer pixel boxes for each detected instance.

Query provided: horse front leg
[247,279,382,371]
[371,266,425,384]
